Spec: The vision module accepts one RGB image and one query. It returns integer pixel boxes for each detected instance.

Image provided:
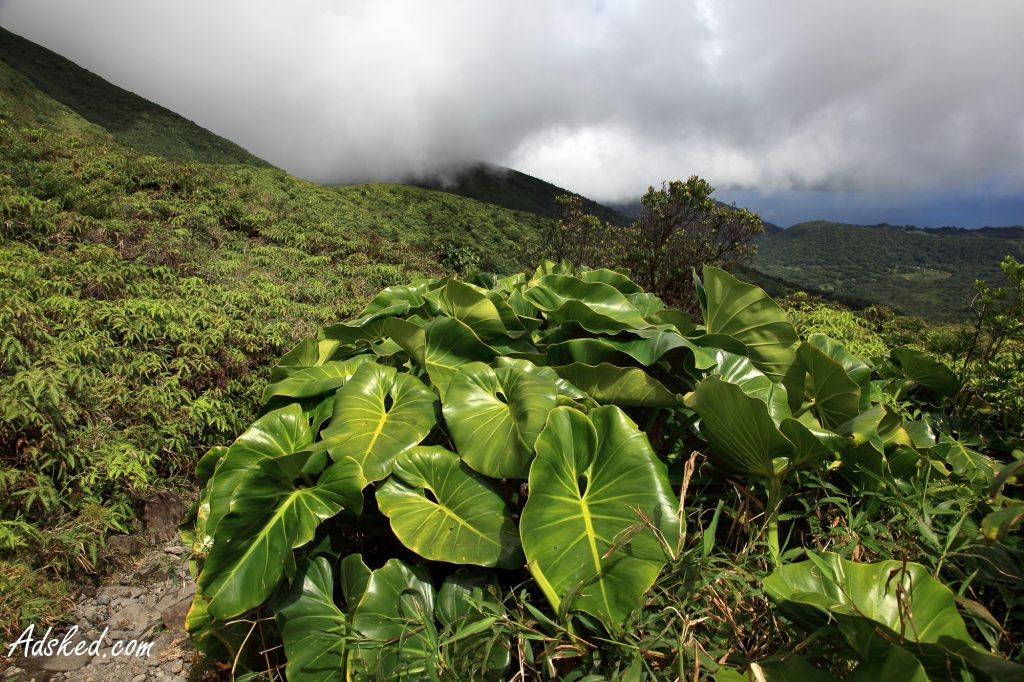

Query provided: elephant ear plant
[181,264,998,680]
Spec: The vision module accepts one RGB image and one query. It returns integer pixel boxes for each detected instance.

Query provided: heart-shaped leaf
[797,341,862,429]
[523,274,651,333]
[376,446,522,567]
[205,404,313,539]
[552,362,681,407]
[262,355,374,404]
[764,552,1024,681]
[443,361,557,478]
[520,406,679,629]
[890,347,958,395]
[319,362,436,483]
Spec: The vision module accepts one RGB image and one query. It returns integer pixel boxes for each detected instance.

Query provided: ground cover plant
[184,263,1024,680]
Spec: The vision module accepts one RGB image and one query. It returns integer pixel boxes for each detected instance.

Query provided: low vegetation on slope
[0,60,546,631]
[751,221,1024,321]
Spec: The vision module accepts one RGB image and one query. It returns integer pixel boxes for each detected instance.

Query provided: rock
[131,674,147,682]
[96,594,111,606]
[159,594,193,634]
[165,659,183,674]
[111,602,160,639]
[136,561,166,580]
[143,492,185,542]
[163,545,188,556]
[107,535,144,556]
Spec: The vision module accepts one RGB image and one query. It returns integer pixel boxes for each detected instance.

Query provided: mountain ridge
[411,162,630,226]
[0,24,269,166]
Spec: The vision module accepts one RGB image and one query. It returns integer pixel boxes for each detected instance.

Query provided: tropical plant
[184,264,1021,680]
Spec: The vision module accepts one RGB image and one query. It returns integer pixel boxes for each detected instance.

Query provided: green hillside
[0,25,270,166]
[0,55,547,629]
[413,161,630,225]
[751,221,1024,320]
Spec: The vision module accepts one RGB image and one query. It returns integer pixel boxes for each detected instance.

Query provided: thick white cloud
[2,0,1022,205]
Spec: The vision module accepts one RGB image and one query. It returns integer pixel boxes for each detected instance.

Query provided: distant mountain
[750,221,1024,321]
[0,25,269,166]
[413,163,630,226]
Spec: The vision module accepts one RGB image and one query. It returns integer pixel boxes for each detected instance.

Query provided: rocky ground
[3,493,211,682]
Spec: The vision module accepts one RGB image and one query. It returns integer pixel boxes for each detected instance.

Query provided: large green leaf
[443,361,557,478]
[807,334,872,410]
[685,376,791,478]
[494,357,587,400]
[199,455,364,619]
[764,553,1024,681]
[520,406,679,629]
[552,362,682,407]
[797,341,862,429]
[700,266,799,384]
[318,362,436,483]
[350,559,437,680]
[685,376,833,478]
[358,280,435,320]
[578,267,643,294]
[931,434,999,486]
[274,556,349,681]
[546,327,710,369]
[523,274,651,333]
[205,404,314,539]
[891,347,958,395]
[261,355,373,404]
[386,316,497,398]
[710,350,791,423]
[376,446,522,567]
[423,278,524,338]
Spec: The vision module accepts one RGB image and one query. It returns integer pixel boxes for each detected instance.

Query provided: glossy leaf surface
[520,406,679,629]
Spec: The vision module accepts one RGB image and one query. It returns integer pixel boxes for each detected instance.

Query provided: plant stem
[766,476,783,566]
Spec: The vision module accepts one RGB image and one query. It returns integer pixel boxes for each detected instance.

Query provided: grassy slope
[751,221,1024,321]
[414,162,631,226]
[0,58,547,630]
[0,25,269,166]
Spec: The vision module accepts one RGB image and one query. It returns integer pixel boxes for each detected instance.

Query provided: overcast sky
[2,1,1023,227]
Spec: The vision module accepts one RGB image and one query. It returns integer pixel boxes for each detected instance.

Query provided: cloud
[2,0,1023,208]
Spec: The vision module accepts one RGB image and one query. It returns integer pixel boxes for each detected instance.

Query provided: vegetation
[2,25,1023,682]
[185,264,1023,680]
[539,177,763,311]
[0,58,545,635]
[751,221,1024,321]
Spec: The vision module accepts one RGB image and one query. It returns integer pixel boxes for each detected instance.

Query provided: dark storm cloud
[2,0,1022,212]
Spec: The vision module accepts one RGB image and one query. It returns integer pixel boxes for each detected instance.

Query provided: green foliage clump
[781,292,889,361]
[185,264,1023,680]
